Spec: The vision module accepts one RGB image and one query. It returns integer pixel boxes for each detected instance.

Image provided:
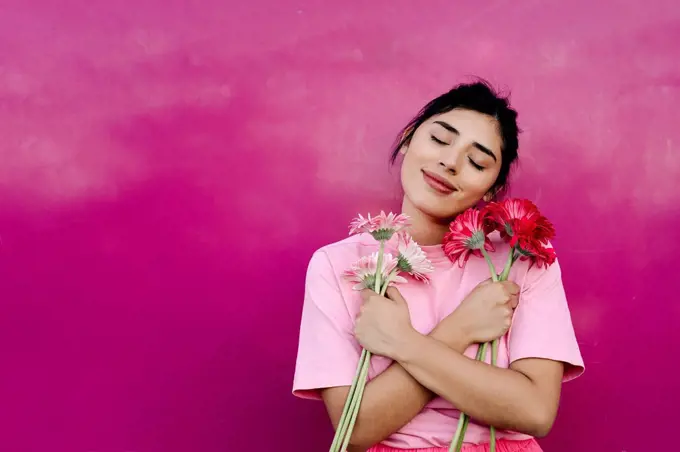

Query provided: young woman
[292,81,584,452]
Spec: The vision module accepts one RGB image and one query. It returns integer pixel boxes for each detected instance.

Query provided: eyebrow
[433,120,498,162]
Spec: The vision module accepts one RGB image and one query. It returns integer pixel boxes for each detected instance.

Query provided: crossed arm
[321,313,564,449]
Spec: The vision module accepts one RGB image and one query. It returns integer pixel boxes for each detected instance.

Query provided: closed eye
[468,157,484,170]
[433,134,484,170]
[430,135,447,145]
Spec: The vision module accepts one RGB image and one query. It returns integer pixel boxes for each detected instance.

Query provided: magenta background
[1,1,679,451]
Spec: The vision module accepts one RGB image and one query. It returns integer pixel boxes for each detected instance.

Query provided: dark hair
[390,79,520,196]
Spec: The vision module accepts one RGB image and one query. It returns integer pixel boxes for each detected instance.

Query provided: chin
[409,194,461,222]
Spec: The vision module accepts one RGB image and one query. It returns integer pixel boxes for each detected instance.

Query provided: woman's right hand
[449,279,520,345]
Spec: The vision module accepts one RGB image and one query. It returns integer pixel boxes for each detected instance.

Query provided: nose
[438,145,461,175]
[438,160,455,174]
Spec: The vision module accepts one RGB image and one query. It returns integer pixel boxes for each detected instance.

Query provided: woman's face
[400,108,504,221]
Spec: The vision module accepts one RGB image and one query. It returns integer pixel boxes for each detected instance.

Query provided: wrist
[430,313,473,353]
[391,327,427,364]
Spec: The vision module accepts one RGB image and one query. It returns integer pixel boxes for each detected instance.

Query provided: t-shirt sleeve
[292,249,361,400]
[509,258,585,382]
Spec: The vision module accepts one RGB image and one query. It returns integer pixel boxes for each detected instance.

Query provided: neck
[401,197,451,246]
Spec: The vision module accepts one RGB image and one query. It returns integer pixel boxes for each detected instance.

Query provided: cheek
[463,176,492,195]
[458,169,499,198]
[400,139,439,177]
[400,149,423,185]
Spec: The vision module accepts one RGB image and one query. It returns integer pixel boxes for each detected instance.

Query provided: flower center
[516,246,533,257]
[397,254,413,272]
[362,273,377,288]
[371,229,395,241]
[466,230,486,250]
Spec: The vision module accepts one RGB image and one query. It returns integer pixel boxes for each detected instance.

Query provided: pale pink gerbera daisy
[342,252,407,291]
[349,211,410,241]
[396,232,434,282]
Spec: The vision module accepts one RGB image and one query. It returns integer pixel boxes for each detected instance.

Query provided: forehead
[428,108,502,152]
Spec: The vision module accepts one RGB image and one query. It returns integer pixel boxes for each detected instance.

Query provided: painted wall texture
[1,1,679,451]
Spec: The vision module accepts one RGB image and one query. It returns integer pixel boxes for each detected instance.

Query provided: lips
[422,169,457,194]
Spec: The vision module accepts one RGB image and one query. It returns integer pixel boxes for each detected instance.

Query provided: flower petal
[443,208,495,266]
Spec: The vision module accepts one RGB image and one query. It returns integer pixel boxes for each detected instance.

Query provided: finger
[385,286,407,304]
[479,277,493,286]
[360,289,376,302]
[501,280,520,295]
[509,294,519,309]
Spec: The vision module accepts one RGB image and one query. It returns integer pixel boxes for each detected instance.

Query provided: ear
[398,128,413,155]
[483,191,494,202]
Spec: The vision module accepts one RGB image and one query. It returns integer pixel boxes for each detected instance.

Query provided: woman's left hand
[355,286,417,359]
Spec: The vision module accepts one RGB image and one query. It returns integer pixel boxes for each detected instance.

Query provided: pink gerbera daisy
[396,232,434,282]
[342,252,407,291]
[349,211,410,241]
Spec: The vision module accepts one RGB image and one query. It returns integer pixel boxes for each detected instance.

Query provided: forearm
[393,333,554,437]
[345,327,469,447]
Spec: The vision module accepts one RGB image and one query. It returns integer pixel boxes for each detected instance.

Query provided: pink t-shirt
[292,232,584,448]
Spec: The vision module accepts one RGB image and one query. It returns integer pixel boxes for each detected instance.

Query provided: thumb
[385,286,407,304]
[478,277,493,286]
[360,288,376,303]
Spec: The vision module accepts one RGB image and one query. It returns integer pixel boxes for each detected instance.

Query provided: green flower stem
[333,276,392,452]
[478,341,489,363]
[329,349,368,451]
[486,246,517,452]
[339,351,371,451]
[449,343,487,451]
[380,275,393,297]
[499,247,516,281]
[374,241,386,292]
[457,415,470,451]
[448,246,522,452]
[480,248,499,283]
[489,337,499,452]
[449,413,467,452]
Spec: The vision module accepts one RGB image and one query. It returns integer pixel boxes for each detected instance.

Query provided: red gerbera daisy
[484,198,557,269]
[511,217,557,268]
[443,208,495,267]
[484,198,555,244]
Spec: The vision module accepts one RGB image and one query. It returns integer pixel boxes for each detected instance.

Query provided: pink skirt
[368,438,541,452]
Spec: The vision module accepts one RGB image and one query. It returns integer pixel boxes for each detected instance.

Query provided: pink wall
[1,1,679,451]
